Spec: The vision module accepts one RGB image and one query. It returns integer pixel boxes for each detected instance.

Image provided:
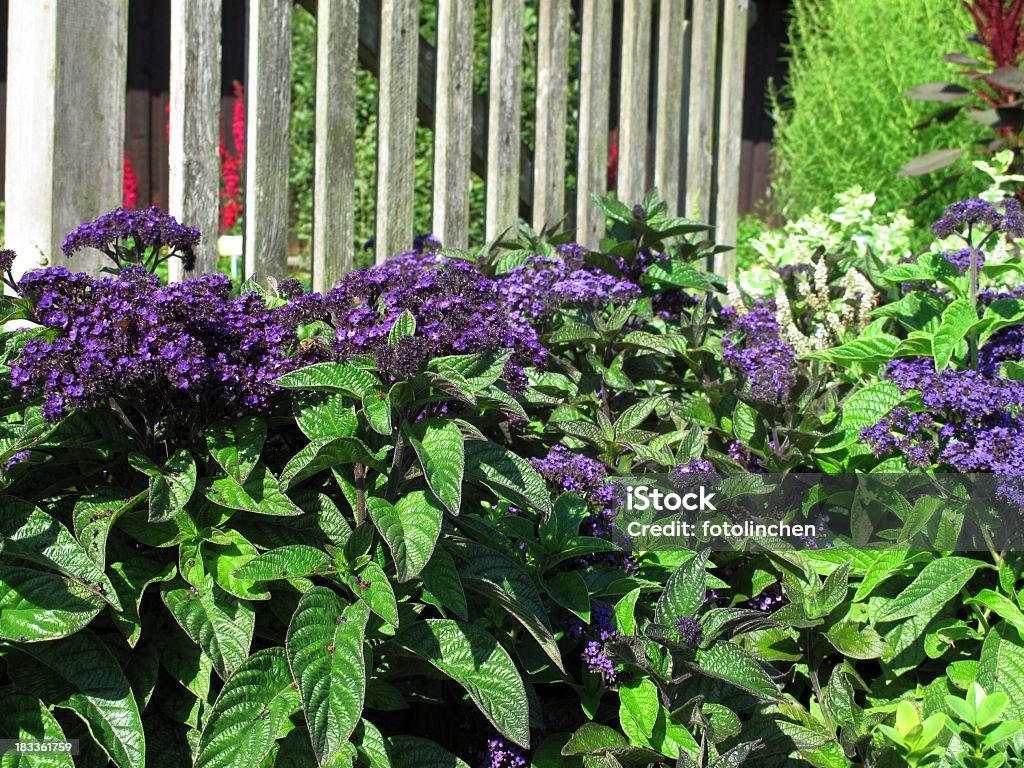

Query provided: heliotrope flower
[673,615,704,648]
[931,197,1024,240]
[722,306,798,404]
[62,206,201,271]
[479,738,527,768]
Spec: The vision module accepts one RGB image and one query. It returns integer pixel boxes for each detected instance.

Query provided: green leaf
[0,687,75,767]
[544,571,591,623]
[976,623,1024,720]
[614,588,641,636]
[205,463,303,516]
[428,349,511,391]
[10,632,145,768]
[404,419,465,515]
[388,310,417,344]
[619,677,698,758]
[286,588,370,764]
[194,648,302,768]
[292,392,358,442]
[0,564,104,642]
[367,492,443,582]
[385,736,470,768]
[281,437,389,488]
[692,643,782,702]
[363,393,393,435]
[129,450,197,523]
[207,529,271,601]
[966,589,1024,636]
[824,623,888,660]
[464,440,552,515]
[233,545,332,581]
[978,298,1024,346]
[205,416,266,483]
[454,542,551,629]
[72,488,145,567]
[348,561,398,628]
[275,362,381,397]
[807,335,901,366]
[655,550,709,624]
[419,547,468,620]
[0,498,120,610]
[162,581,255,679]
[932,299,978,370]
[562,723,628,754]
[399,619,529,747]
[107,557,176,646]
[817,381,903,453]
[877,556,987,622]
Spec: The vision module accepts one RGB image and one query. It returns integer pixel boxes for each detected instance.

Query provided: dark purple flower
[722,307,798,404]
[479,738,526,768]
[940,248,985,275]
[673,615,704,647]
[62,207,201,271]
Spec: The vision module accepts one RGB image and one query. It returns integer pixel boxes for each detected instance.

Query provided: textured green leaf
[976,623,1024,720]
[454,542,551,628]
[619,677,698,758]
[544,571,591,623]
[292,392,357,442]
[162,581,255,679]
[978,298,1024,346]
[10,632,144,768]
[107,557,176,646]
[362,393,393,435]
[205,463,303,516]
[0,498,120,610]
[385,736,470,768]
[281,437,389,488]
[194,648,301,768]
[129,450,197,523]
[817,381,903,453]
[807,335,901,365]
[0,564,104,642]
[614,588,641,636]
[419,547,468,620]
[399,619,529,747]
[388,310,417,344]
[354,719,391,768]
[275,362,381,397]
[966,589,1024,636]
[692,643,782,702]
[233,545,332,581]
[286,588,370,764]
[367,492,443,582]
[877,556,987,622]
[0,687,75,767]
[348,561,398,628]
[464,440,552,515]
[72,488,145,567]
[824,622,888,660]
[404,419,464,515]
[656,550,709,624]
[207,529,271,601]
[205,416,266,483]
[562,723,628,754]
[427,349,511,391]
[932,299,978,370]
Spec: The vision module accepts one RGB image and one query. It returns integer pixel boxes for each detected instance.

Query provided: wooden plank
[712,0,749,277]
[654,1,687,216]
[575,0,613,248]
[5,0,128,278]
[244,0,292,281]
[375,0,419,262]
[485,0,524,242]
[312,0,358,291]
[168,0,222,281]
[532,0,569,231]
[683,0,718,224]
[432,0,474,248]
[616,0,652,208]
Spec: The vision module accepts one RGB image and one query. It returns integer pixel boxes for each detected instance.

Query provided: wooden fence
[4,0,749,289]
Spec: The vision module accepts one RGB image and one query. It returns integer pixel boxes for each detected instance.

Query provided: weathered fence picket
[169,0,222,280]
[6,0,754,284]
[244,0,292,281]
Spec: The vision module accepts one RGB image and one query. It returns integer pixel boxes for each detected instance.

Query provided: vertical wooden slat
[244,0,292,281]
[654,1,687,216]
[713,0,749,277]
[375,0,419,262]
[616,0,652,208]
[532,0,569,231]
[5,0,128,278]
[168,0,222,281]
[312,0,358,291]
[432,0,474,248]
[485,0,524,242]
[683,0,718,224]
[575,0,613,248]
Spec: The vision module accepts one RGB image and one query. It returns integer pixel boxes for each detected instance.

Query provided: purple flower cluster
[576,602,620,684]
[940,248,985,275]
[531,445,616,538]
[61,207,201,271]
[861,357,1024,476]
[747,582,787,613]
[293,250,546,391]
[479,738,526,768]
[496,246,640,321]
[931,198,1024,240]
[11,266,313,425]
[980,325,1024,377]
[673,615,704,648]
[722,307,798,404]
